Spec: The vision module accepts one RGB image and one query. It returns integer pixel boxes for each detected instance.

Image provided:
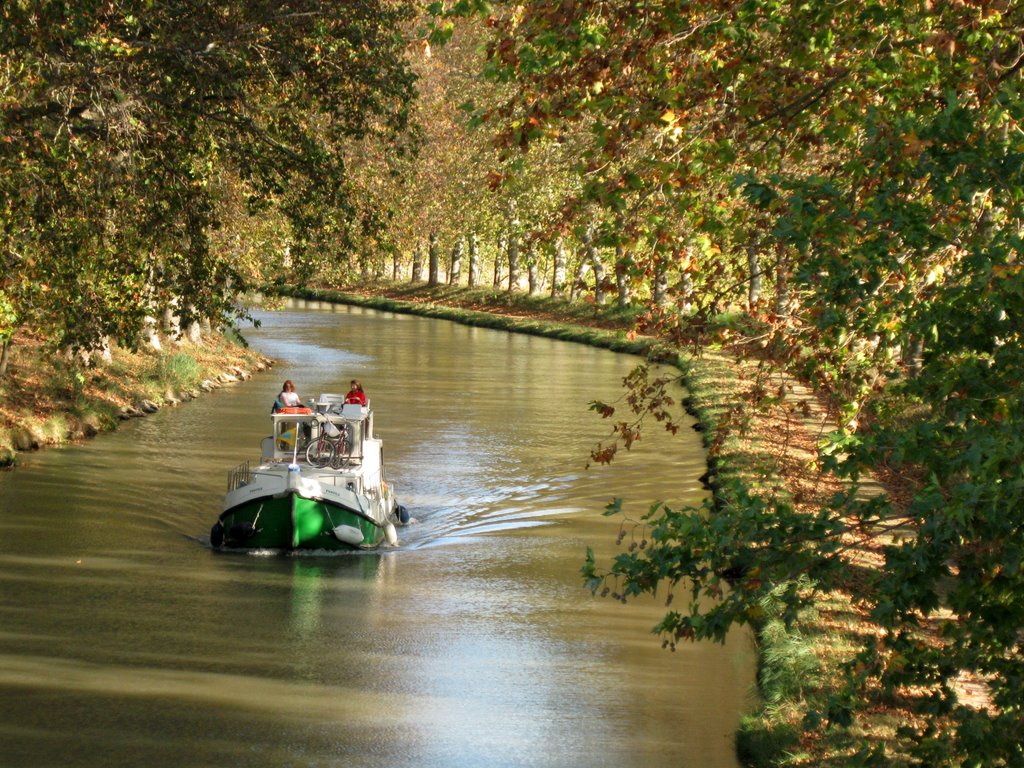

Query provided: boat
[210,395,409,552]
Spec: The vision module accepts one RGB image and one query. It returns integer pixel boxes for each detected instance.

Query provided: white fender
[332,525,364,546]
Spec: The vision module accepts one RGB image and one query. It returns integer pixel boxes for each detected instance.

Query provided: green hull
[218,492,385,551]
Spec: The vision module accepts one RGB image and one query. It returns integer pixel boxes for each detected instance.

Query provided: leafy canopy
[0,0,417,352]
[457,0,1024,761]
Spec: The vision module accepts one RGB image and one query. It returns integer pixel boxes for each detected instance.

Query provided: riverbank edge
[0,331,274,468]
[274,283,806,765]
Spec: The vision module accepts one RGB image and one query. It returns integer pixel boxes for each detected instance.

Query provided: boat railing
[227,460,252,492]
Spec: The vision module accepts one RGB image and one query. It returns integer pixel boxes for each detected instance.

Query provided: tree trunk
[142,315,162,351]
[449,238,463,286]
[614,245,631,307]
[428,232,440,286]
[468,232,480,288]
[904,336,925,378]
[0,337,12,378]
[93,336,113,363]
[411,242,424,282]
[776,245,793,317]
[551,236,567,297]
[679,271,693,314]
[569,255,590,302]
[585,226,606,305]
[493,233,506,288]
[507,229,520,292]
[392,252,401,281]
[162,304,181,340]
[526,241,541,295]
[653,259,669,306]
[748,239,763,308]
[180,303,201,344]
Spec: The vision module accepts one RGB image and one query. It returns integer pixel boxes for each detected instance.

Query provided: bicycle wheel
[306,436,334,467]
[329,432,351,468]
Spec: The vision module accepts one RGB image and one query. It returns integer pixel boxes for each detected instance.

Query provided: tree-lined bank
[3,1,1023,764]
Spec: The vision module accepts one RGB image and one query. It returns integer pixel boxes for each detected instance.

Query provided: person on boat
[273,380,302,412]
[345,379,367,406]
[273,380,312,442]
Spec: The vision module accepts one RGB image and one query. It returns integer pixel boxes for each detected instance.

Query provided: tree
[0,0,416,361]
[377,13,507,286]
[463,0,1024,761]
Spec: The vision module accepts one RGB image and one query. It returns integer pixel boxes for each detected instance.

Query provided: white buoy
[384,522,398,546]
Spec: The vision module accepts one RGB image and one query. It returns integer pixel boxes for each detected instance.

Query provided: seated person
[274,379,311,441]
[344,379,367,406]
[273,379,302,412]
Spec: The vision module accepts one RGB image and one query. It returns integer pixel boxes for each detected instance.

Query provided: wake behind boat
[210,394,409,552]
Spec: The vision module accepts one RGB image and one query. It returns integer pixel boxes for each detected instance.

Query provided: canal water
[0,299,753,767]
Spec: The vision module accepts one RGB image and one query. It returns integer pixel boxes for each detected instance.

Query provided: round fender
[210,522,224,548]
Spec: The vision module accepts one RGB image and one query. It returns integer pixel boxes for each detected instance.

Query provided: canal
[0,299,754,767]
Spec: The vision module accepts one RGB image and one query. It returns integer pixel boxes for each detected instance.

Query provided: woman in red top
[345,379,367,406]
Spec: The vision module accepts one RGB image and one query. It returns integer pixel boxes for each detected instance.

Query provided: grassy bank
[0,329,272,467]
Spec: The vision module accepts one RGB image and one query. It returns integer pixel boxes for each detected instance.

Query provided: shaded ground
[332,281,641,330]
[703,345,993,766]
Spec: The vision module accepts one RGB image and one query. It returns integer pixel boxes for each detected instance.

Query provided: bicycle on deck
[305,415,350,468]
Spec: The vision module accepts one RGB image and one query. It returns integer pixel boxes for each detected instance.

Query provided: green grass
[736,580,822,767]
[0,331,266,466]
[152,351,203,393]
[367,280,647,326]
